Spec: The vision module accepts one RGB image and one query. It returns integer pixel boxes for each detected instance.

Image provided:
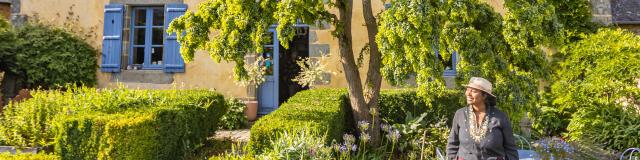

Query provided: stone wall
[591,0,613,25]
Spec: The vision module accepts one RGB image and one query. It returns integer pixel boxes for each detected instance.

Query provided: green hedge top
[249,88,351,153]
[378,89,464,125]
[248,88,465,153]
[0,86,226,147]
[0,152,59,160]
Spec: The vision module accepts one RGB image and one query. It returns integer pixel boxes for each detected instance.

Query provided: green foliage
[167,0,333,83]
[376,0,597,129]
[566,105,640,152]
[212,128,332,160]
[0,17,17,73]
[260,129,333,159]
[248,88,351,154]
[376,89,457,159]
[219,98,248,130]
[548,0,599,42]
[0,21,97,89]
[378,89,463,125]
[0,152,60,160]
[547,28,640,151]
[0,86,228,159]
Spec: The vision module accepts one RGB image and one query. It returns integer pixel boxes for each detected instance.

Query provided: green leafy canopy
[376,0,593,127]
[167,0,334,83]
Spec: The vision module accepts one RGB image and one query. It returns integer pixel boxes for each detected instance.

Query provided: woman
[446,77,519,160]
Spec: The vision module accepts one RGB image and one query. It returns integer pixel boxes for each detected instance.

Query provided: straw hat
[463,77,495,97]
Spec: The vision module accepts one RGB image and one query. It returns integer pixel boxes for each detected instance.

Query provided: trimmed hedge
[249,88,351,153]
[249,88,464,153]
[0,87,227,159]
[378,89,464,125]
[0,152,59,160]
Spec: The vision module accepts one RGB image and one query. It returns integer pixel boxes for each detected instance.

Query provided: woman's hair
[483,92,497,107]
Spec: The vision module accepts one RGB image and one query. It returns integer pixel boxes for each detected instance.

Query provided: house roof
[611,0,640,24]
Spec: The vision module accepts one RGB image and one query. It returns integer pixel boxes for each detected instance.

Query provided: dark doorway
[278,27,310,104]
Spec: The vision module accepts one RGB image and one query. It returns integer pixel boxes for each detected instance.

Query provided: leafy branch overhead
[167,0,334,83]
[376,0,594,128]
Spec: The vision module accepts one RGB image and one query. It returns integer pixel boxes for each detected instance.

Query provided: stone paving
[214,129,250,143]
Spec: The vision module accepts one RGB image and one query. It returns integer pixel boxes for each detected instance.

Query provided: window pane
[133,47,145,65]
[135,9,146,26]
[134,28,146,45]
[437,53,453,70]
[151,47,163,65]
[152,28,164,45]
[153,9,164,26]
[262,47,274,75]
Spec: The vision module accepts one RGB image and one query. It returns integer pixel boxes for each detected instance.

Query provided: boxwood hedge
[249,88,464,153]
[0,87,227,160]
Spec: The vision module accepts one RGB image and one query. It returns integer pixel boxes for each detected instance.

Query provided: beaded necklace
[468,106,490,143]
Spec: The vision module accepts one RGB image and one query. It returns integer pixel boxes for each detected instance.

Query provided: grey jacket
[446,106,519,160]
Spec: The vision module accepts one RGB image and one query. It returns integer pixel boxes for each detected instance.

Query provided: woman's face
[465,87,486,105]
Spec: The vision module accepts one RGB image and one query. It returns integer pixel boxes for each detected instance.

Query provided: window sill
[110,70,174,84]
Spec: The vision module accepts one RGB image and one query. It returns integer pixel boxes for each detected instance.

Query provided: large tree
[168,0,384,144]
[376,0,594,128]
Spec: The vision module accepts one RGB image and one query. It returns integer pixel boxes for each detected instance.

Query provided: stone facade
[609,0,640,35]
[591,0,613,25]
[611,0,640,23]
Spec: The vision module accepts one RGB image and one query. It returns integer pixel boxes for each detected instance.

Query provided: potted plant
[238,54,267,121]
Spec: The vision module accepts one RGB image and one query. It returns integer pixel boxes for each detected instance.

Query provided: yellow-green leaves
[168,0,332,83]
[377,0,566,131]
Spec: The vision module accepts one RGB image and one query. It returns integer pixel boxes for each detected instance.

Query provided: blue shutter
[101,4,124,73]
[163,3,187,73]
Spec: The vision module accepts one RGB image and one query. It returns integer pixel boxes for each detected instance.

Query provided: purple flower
[370,108,379,116]
[351,145,358,152]
[360,133,371,143]
[386,129,401,143]
[358,121,370,132]
[381,124,391,132]
[309,148,317,157]
[343,134,356,145]
[339,145,347,152]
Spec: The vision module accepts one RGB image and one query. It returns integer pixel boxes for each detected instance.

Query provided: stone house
[1,0,638,115]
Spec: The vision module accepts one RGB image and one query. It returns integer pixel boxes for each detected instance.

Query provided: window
[437,51,458,76]
[130,7,165,70]
[101,3,186,73]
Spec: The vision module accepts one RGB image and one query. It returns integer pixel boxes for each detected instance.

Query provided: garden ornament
[620,148,640,160]
[463,77,495,97]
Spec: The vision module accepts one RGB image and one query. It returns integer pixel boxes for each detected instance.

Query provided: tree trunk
[335,0,374,140]
[362,0,383,146]
[1,72,25,106]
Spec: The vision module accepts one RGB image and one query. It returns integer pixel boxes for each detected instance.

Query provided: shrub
[378,89,464,125]
[0,86,228,159]
[218,98,248,130]
[546,28,640,150]
[249,88,463,154]
[0,21,97,89]
[248,88,351,153]
[566,105,640,151]
[0,152,59,160]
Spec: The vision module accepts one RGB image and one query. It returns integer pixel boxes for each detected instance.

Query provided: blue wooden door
[258,29,279,115]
